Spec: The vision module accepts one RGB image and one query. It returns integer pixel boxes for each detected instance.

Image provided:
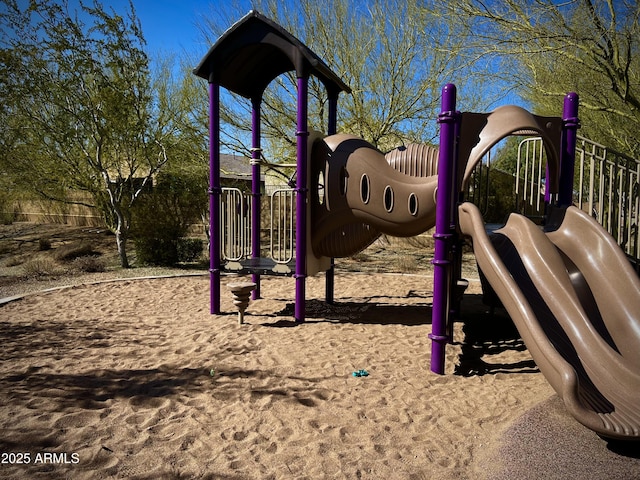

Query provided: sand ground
[0,273,638,479]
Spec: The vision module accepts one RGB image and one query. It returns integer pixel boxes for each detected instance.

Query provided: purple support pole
[325,94,339,305]
[209,82,221,314]
[327,93,338,136]
[544,161,552,205]
[295,76,309,322]
[430,83,458,374]
[251,97,262,299]
[559,92,580,207]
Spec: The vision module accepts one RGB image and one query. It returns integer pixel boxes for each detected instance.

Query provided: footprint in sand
[128,395,170,412]
[53,410,102,429]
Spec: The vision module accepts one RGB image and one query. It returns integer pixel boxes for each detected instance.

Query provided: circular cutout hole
[408,193,418,216]
[360,174,370,204]
[384,185,394,212]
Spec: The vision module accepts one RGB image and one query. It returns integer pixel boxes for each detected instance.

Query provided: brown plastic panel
[457,107,563,193]
[310,134,438,258]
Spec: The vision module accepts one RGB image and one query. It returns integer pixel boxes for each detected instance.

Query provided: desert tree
[195,0,476,160]
[439,0,640,158]
[0,0,181,267]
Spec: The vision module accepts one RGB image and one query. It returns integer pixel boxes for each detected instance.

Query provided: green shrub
[131,171,206,267]
[134,237,180,266]
[177,238,203,263]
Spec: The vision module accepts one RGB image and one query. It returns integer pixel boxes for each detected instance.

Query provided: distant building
[220,153,264,192]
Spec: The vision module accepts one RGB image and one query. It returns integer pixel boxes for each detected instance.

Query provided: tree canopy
[0,0,185,266]
[196,0,482,158]
[440,0,640,158]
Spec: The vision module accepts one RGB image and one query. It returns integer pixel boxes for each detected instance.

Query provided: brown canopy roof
[193,10,351,99]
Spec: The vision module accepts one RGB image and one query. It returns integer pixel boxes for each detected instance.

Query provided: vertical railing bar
[626,158,633,255]
[598,152,605,225]
[618,167,624,242]
[608,153,615,235]
[531,140,536,206]
[289,189,294,262]
[536,140,544,211]
[269,188,295,264]
[578,142,584,208]
[587,142,595,216]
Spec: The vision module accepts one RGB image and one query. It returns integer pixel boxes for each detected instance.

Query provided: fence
[7,197,105,227]
[517,135,640,264]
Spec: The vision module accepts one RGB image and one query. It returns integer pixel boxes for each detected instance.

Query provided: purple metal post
[209,82,221,314]
[559,92,580,207]
[325,94,339,305]
[544,161,551,205]
[327,93,338,134]
[295,76,309,322]
[430,83,458,374]
[251,97,262,299]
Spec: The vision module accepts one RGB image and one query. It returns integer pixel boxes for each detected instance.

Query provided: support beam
[559,92,580,207]
[295,76,309,322]
[209,82,221,314]
[251,96,262,299]
[325,93,339,305]
[430,83,458,374]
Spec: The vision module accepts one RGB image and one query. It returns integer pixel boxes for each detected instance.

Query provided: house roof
[220,153,264,181]
[193,10,350,99]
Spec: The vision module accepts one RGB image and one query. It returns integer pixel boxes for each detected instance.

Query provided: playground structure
[195,11,640,441]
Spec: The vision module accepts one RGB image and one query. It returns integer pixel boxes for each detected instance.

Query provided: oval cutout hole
[317,170,325,205]
[384,185,394,212]
[360,174,370,204]
[339,166,348,196]
[408,193,418,216]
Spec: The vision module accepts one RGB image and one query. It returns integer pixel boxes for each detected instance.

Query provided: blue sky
[132,0,244,61]
[9,0,526,108]
[7,1,253,61]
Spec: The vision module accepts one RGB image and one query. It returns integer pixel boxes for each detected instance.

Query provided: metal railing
[516,138,547,213]
[517,136,640,263]
[219,187,296,265]
[220,187,251,261]
[269,188,295,264]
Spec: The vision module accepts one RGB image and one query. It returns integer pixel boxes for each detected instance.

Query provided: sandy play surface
[1,273,638,479]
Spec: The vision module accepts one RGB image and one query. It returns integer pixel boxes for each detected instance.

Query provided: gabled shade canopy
[193,10,351,99]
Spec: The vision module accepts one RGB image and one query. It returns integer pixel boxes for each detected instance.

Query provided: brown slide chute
[459,201,640,441]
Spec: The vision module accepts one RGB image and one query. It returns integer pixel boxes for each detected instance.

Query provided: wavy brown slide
[459,201,640,441]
